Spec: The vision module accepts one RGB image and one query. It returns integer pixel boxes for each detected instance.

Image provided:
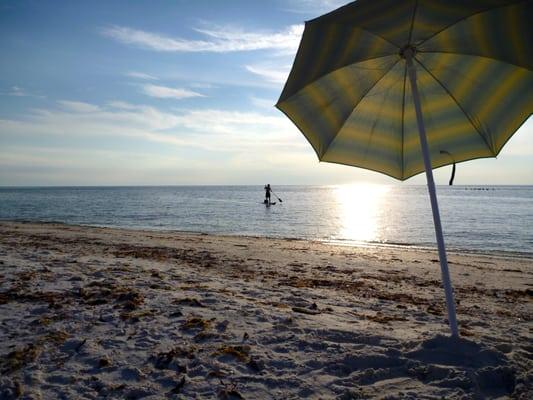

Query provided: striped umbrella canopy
[276,0,532,180]
[276,0,532,337]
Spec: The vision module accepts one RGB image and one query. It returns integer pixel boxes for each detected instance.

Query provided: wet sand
[0,221,531,399]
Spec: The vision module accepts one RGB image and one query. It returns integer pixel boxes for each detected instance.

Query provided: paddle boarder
[264,184,272,204]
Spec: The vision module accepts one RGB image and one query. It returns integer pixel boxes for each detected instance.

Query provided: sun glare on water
[333,184,390,243]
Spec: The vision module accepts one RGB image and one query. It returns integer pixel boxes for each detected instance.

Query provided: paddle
[271,190,283,203]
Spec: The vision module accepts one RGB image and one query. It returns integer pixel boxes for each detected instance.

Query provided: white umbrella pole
[405,50,459,337]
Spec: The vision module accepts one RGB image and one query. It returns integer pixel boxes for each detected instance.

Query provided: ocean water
[0,185,532,256]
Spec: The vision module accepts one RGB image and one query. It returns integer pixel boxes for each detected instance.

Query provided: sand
[0,221,531,399]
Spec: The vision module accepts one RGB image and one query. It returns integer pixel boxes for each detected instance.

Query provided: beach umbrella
[276,0,533,336]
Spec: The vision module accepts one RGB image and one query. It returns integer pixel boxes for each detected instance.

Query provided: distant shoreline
[2,219,532,260]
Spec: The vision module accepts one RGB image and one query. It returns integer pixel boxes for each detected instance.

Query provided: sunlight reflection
[334,184,389,243]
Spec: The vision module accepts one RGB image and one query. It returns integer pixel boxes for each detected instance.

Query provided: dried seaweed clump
[120,309,153,323]
[1,344,41,374]
[213,345,250,363]
[173,297,205,307]
[218,381,244,399]
[45,329,70,344]
[181,316,211,331]
[78,281,144,311]
[116,289,144,311]
[151,346,195,370]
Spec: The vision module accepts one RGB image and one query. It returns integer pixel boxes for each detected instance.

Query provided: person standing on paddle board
[264,184,272,204]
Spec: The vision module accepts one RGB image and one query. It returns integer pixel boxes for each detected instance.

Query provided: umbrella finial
[399,44,416,59]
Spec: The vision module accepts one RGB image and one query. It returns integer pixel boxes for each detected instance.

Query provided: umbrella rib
[416,0,528,47]
[415,59,496,155]
[349,58,401,111]
[407,0,419,44]
[350,26,401,50]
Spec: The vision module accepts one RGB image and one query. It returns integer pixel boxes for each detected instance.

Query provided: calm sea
[0,185,532,256]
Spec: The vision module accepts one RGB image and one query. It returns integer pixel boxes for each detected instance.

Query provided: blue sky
[1,0,531,186]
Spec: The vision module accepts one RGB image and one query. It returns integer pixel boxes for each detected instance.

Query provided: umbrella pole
[405,51,459,337]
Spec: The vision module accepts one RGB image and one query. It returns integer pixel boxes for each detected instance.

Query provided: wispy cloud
[9,86,29,97]
[2,86,44,98]
[283,0,347,14]
[101,24,303,53]
[245,64,290,84]
[0,99,319,184]
[189,82,217,89]
[0,100,304,152]
[126,71,158,80]
[58,100,100,113]
[250,96,276,109]
[106,101,144,110]
[141,84,205,100]
[0,145,212,185]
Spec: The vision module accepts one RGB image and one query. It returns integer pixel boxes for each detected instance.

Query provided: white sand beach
[0,221,531,399]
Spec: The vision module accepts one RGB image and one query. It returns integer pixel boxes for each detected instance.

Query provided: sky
[0,0,531,186]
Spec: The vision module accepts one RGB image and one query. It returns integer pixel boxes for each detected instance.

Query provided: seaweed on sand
[181,316,211,331]
[213,345,251,363]
[292,306,321,315]
[194,331,219,342]
[1,344,41,374]
[45,329,70,344]
[116,290,144,311]
[218,381,244,399]
[120,309,153,323]
[151,347,192,370]
[365,312,408,323]
[77,282,145,311]
[0,289,66,308]
[173,297,205,307]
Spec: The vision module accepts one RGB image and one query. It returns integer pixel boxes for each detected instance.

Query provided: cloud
[284,0,347,14]
[141,84,205,100]
[101,24,303,53]
[106,101,144,110]
[189,82,217,89]
[245,64,290,84]
[9,86,28,96]
[0,99,321,184]
[127,71,158,80]
[250,96,276,109]
[0,101,181,142]
[2,86,44,98]
[0,145,215,185]
[0,100,305,153]
[172,109,290,137]
[58,100,100,113]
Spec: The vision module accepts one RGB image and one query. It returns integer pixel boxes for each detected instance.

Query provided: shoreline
[1,221,531,398]
[3,219,532,261]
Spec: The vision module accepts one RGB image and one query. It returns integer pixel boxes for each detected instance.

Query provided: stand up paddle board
[262,200,276,206]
